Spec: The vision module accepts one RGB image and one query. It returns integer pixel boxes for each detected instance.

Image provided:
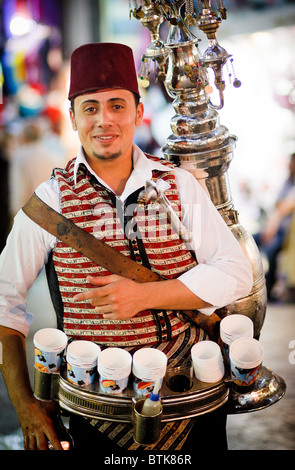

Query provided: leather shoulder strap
[22,192,160,283]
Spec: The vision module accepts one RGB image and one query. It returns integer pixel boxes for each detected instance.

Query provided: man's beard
[92,150,122,161]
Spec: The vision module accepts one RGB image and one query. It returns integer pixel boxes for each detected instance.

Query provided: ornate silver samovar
[135,0,267,339]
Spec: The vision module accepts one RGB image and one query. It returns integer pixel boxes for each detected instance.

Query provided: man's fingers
[23,432,36,450]
[87,274,119,285]
[72,286,110,302]
[45,430,64,451]
[72,275,118,302]
[94,305,114,315]
[23,426,64,451]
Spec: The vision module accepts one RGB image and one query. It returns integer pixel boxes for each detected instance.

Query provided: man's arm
[0,201,63,449]
[73,274,211,320]
[0,326,63,450]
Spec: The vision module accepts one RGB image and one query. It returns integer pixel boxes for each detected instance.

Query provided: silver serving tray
[58,364,228,422]
[227,366,286,414]
[55,365,285,422]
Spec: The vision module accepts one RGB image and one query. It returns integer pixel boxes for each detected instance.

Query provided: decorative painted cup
[33,328,67,374]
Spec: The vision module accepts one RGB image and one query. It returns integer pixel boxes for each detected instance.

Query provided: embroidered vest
[51,155,199,347]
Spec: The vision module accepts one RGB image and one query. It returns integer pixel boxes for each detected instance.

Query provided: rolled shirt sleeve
[0,180,59,335]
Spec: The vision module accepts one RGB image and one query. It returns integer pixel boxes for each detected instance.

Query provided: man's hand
[18,399,64,450]
[0,326,66,450]
[73,274,211,320]
[73,274,144,319]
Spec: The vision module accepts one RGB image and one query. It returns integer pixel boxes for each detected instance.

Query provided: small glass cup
[165,359,193,393]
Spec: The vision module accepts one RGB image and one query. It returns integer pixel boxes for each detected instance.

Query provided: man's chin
[92,151,121,161]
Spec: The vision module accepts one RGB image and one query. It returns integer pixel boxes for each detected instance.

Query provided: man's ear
[135,102,144,127]
[69,108,77,131]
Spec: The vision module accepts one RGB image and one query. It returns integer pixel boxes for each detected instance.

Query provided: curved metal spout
[208,87,225,110]
[199,26,232,111]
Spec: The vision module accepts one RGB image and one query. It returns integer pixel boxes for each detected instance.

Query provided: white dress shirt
[0,144,253,336]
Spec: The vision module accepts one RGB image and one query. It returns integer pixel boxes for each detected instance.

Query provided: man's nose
[96,106,113,126]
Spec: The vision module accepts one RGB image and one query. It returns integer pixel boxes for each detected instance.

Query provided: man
[0,43,253,451]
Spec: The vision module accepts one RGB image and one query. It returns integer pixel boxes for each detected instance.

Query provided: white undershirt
[0,144,253,336]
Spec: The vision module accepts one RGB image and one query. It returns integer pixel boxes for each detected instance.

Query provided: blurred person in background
[253,153,295,301]
[280,204,295,300]
[9,116,66,216]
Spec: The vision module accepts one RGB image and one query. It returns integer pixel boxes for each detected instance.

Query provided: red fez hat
[68,43,140,100]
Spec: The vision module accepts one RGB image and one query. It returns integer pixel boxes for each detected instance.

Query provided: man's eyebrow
[81,97,128,106]
[82,99,99,105]
[108,97,128,102]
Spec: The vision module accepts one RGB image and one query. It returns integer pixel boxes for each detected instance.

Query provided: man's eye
[85,107,96,113]
[113,104,124,110]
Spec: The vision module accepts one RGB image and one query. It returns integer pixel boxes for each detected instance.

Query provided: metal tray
[227,366,286,414]
[34,364,286,422]
[56,365,286,422]
[58,364,229,422]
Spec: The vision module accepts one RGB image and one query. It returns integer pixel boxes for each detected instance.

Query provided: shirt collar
[73,144,174,201]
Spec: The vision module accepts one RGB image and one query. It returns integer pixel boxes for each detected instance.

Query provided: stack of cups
[220,314,254,363]
[33,328,68,373]
[98,347,132,394]
[66,340,101,387]
[229,337,264,387]
[132,348,167,396]
[191,340,225,383]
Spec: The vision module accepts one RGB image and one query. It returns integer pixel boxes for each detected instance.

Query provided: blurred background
[0,0,295,451]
